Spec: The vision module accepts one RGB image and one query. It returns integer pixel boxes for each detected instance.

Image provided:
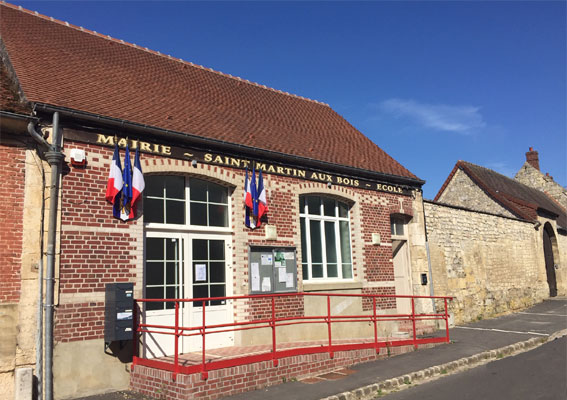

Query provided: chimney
[525,147,540,170]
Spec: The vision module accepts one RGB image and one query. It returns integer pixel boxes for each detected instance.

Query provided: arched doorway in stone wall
[543,223,558,297]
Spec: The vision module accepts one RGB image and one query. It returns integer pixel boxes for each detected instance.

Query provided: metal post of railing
[201,300,208,380]
[132,299,138,367]
[271,295,278,366]
[444,298,450,343]
[411,297,417,349]
[327,295,333,359]
[174,301,179,381]
[373,296,378,353]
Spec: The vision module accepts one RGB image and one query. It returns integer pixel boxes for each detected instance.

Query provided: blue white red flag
[244,168,252,228]
[119,145,133,221]
[250,166,258,223]
[129,147,145,219]
[105,144,123,204]
[256,169,268,227]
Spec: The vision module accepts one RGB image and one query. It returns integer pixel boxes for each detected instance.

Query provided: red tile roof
[0,2,420,182]
[435,160,566,229]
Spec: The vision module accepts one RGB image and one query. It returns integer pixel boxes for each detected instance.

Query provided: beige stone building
[426,157,566,324]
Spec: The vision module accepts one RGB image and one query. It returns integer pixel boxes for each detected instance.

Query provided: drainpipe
[28,112,64,400]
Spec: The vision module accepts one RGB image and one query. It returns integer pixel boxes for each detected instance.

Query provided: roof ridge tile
[0,1,330,107]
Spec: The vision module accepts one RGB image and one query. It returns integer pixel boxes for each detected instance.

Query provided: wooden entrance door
[543,226,557,297]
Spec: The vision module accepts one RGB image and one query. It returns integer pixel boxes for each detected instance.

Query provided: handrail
[132,292,453,381]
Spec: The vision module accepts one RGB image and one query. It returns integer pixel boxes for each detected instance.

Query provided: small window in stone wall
[390,218,405,236]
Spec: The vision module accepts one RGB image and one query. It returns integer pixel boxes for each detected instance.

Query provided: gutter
[33,103,426,188]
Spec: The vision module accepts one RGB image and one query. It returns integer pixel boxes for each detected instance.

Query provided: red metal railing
[132,292,452,380]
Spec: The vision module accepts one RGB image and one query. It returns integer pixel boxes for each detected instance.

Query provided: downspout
[28,112,64,400]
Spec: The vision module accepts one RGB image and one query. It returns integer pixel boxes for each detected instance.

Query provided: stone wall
[436,168,515,218]
[515,162,567,210]
[424,201,556,324]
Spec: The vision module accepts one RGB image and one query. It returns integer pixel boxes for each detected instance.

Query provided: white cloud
[485,162,515,178]
[378,98,486,134]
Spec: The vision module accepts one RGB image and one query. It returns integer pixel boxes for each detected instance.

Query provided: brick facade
[0,144,25,303]
[52,135,415,344]
[130,343,437,400]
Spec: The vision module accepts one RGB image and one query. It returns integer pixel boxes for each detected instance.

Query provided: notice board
[249,246,297,294]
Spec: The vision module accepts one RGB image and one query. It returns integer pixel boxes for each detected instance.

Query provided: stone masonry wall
[424,201,549,324]
[515,162,567,210]
[437,168,515,218]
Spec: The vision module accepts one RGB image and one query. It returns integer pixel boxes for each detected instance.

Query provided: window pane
[300,218,307,263]
[299,196,306,213]
[210,284,226,305]
[166,262,177,285]
[325,221,337,264]
[193,239,208,261]
[189,178,207,201]
[323,198,335,216]
[146,286,163,299]
[390,222,395,235]
[190,202,207,226]
[209,240,224,261]
[309,220,322,263]
[210,262,225,283]
[327,264,338,278]
[145,175,164,198]
[165,287,176,309]
[209,204,228,227]
[339,221,352,265]
[338,202,348,218]
[146,238,164,261]
[312,264,323,278]
[208,183,228,204]
[164,176,185,199]
[342,263,353,279]
[145,287,164,310]
[144,198,164,223]
[395,222,404,236]
[307,196,321,215]
[146,262,164,286]
[300,218,308,280]
[165,238,178,261]
[192,285,208,307]
[166,200,185,224]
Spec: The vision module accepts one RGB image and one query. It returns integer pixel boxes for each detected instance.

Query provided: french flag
[105,145,123,205]
[129,147,145,219]
[256,169,268,227]
[244,168,253,228]
[119,145,133,221]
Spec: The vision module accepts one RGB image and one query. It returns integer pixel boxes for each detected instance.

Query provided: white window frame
[300,196,353,281]
[144,176,232,234]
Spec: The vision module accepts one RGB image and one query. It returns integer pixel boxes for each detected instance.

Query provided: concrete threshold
[320,328,567,400]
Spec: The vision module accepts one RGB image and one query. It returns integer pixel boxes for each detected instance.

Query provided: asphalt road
[382,336,567,400]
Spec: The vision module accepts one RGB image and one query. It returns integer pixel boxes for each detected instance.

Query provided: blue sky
[12,1,566,198]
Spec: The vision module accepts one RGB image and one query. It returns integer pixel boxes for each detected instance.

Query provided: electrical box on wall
[104,283,134,345]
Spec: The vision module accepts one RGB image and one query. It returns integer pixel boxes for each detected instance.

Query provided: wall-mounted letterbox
[104,283,134,343]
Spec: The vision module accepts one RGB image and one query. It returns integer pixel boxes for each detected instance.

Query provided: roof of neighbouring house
[435,160,567,229]
[0,2,421,183]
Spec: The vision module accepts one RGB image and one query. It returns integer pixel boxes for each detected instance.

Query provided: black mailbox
[104,283,134,343]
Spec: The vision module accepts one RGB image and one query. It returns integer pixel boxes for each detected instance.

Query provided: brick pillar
[525,147,540,170]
